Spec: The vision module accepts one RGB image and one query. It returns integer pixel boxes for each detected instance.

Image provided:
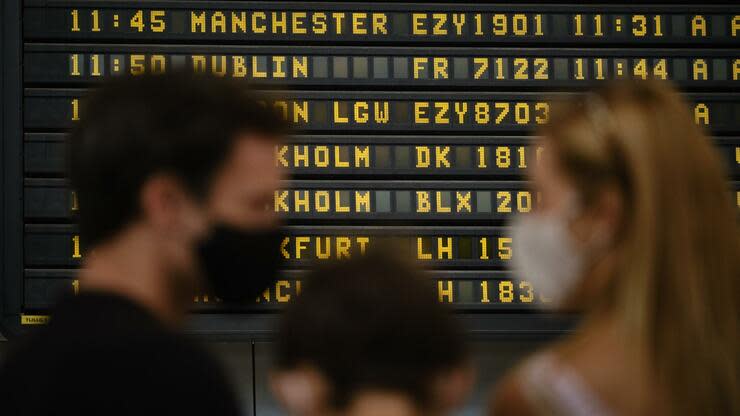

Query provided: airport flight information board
[1,1,739,337]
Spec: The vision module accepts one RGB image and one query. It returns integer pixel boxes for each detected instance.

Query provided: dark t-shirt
[0,292,242,416]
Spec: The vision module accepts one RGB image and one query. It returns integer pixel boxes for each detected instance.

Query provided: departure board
[1,1,739,338]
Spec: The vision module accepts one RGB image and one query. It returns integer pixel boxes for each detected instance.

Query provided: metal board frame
[1,0,23,337]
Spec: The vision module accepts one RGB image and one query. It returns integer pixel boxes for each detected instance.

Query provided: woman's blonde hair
[540,80,738,415]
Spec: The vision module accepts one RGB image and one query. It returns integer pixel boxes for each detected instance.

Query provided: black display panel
[1,1,739,339]
[24,224,515,268]
[23,89,740,133]
[22,179,740,222]
[23,45,740,88]
[22,133,740,177]
[23,2,740,45]
[23,270,547,312]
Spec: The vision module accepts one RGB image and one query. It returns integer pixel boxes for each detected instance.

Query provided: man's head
[68,72,287,303]
[271,251,473,415]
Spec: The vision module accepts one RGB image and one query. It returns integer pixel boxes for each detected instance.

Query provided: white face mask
[510,188,614,309]
[510,211,584,308]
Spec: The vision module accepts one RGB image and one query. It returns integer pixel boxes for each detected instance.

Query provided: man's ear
[139,174,192,231]
[269,367,330,416]
[432,364,476,412]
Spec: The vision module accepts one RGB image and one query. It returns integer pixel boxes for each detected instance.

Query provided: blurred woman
[491,80,738,415]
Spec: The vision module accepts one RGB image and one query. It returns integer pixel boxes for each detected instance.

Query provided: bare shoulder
[487,368,539,416]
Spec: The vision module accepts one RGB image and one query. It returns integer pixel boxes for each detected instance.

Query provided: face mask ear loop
[563,192,612,260]
[586,223,613,256]
[562,191,582,222]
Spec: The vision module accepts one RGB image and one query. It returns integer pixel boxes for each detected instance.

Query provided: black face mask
[196,224,283,302]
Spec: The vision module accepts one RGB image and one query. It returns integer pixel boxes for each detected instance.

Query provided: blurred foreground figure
[0,72,287,415]
[491,80,738,415]
[271,252,474,416]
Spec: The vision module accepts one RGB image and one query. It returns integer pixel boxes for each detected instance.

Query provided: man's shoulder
[0,294,241,415]
[0,294,217,382]
[0,317,237,414]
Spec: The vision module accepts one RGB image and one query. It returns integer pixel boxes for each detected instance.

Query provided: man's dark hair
[68,72,287,248]
[275,249,468,410]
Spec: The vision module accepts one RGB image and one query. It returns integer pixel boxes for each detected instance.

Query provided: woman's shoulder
[489,347,616,416]
[488,351,558,416]
[489,370,536,416]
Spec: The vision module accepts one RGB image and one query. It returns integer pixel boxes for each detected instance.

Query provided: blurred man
[0,72,287,415]
[271,251,474,416]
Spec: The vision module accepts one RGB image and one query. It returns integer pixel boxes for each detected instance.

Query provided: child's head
[271,251,472,415]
